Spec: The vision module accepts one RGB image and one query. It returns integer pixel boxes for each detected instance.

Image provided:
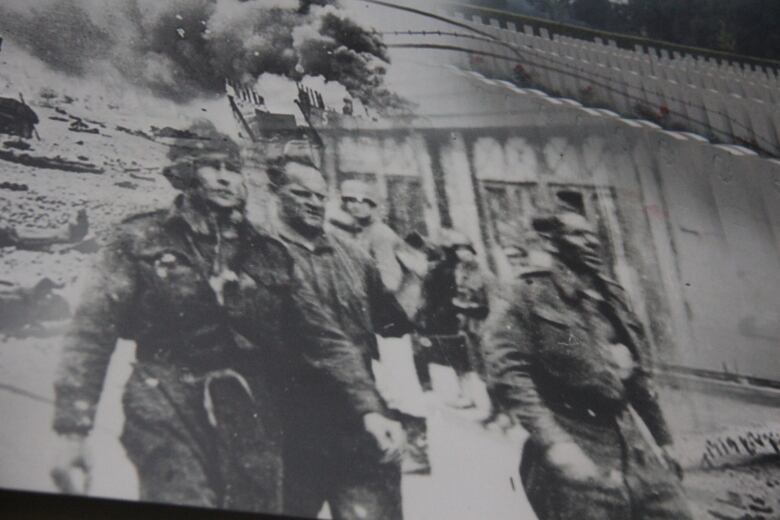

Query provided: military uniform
[484,261,693,520]
[53,195,378,513]
[278,227,411,520]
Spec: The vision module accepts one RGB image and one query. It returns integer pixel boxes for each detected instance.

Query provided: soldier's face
[192,153,246,209]
[557,213,602,270]
[278,162,328,233]
[454,245,476,263]
[343,196,375,221]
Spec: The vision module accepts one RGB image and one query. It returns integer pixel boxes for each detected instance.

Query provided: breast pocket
[138,249,212,320]
[533,307,575,346]
[531,306,587,379]
[249,271,293,338]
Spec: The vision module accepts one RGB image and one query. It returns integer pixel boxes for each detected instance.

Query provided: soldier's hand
[363,412,407,464]
[51,434,92,495]
[546,441,599,481]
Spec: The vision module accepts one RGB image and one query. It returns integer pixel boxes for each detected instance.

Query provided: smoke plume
[0,0,408,113]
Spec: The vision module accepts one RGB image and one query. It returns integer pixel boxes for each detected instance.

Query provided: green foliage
[569,0,779,61]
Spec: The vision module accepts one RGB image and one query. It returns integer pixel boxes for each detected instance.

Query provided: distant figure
[484,211,692,520]
[50,121,353,513]
[0,96,39,139]
[416,229,494,408]
[269,141,411,520]
[337,179,405,294]
[342,97,354,116]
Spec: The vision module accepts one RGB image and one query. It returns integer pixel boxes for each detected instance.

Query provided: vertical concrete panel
[701,89,734,143]
[408,133,442,234]
[622,71,644,116]
[504,136,540,182]
[743,99,780,155]
[542,135,580,180]
[749,159,780,254]
[660,80,690,129]
[641,76,666,119]
[655,140,745,374]
[607,127,690,360]
[321,133,341,207]
[707,152,780,378]
[625,129,698,364]
[337,135,382,174]
[472,136,507,181]
[545,53,567,96]
[722,94,755,145]
[680,86,710,137]
[439,132,487,260]
[380,135,418,177]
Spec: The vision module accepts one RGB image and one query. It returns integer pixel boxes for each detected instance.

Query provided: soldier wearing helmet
[338,179,406,295]
[268,141,411,520]
[415,228,495,408]
[50,121,371,514]
[483,211,693,520]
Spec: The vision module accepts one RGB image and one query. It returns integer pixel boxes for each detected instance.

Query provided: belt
[137,362,256,429]
[548,397,627,425]
[201,369,255,428]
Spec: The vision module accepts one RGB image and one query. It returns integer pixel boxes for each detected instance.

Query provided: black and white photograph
[1,1,779,519]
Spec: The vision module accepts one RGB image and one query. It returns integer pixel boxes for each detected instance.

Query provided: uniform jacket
[350,220,405,294]
[483,260,673,449]
[279,228,411,425]
[53,196,384,436]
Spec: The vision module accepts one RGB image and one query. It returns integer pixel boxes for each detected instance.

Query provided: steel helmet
[340,179,378,206]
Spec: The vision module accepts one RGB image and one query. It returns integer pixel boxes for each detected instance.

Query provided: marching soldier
[50,122,374,513]
[267,142,411,520]
[336,179,406,294]
[484,211,693,520]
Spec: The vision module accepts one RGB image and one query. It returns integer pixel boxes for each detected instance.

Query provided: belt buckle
[180,369,198,384]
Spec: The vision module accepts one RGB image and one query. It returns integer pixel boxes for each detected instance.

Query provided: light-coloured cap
[340,179,378,205]
[436,228,473,250]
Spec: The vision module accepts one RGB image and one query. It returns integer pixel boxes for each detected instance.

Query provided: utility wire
[352,1,777,155]
[386,40,778,157]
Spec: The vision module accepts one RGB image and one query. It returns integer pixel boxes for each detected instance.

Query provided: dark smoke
[0,0,408,113]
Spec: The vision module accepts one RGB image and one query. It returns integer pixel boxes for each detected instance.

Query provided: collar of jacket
[277,222,335,254]
[166,194,243,238]
[549,260,588,303]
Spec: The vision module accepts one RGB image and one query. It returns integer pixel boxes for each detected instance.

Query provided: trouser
[519,409,693,520]
[120,363,283,513]
[282,419,403,520]
[413,334,471,379]
[411,335,433,391]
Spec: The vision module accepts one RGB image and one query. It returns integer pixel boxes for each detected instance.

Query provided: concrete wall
[300,73,780,381]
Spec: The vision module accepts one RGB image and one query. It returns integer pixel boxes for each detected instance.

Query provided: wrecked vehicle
[0,278,70,336]
[0,97,39,139]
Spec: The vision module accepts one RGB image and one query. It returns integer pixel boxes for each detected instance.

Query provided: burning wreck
[0,95,38,139]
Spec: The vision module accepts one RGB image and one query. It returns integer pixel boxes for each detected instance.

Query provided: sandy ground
[1,328,779,520]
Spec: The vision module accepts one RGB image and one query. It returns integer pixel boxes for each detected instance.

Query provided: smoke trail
[0,0,408,113]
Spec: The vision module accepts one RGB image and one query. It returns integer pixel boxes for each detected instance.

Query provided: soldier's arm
[608,285,676,447]
[366,257,413,338]
[53,234,137,436]
[287,262,386,417]
[624,325,674,446]
[371,226,404,293]
[483,281,573,448]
